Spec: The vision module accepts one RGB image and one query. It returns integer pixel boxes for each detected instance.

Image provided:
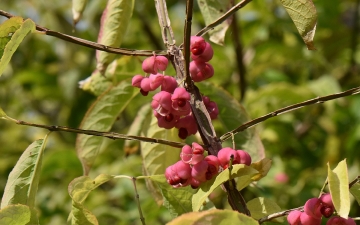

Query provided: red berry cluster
[165,144,252,189]
[131,36,219,139]
[287,193,356,225]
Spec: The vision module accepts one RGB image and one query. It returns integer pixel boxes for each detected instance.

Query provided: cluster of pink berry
[287,193,356,225]
[131,36,218,139]
[165,144,252,189]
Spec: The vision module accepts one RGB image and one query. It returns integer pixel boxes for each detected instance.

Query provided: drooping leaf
[279,0,317,50]
[0,204,31,225]
[79,56,141,96]
[76,80,139,175]
[124,104,151,155]
[327,159,350,218]
[350,182,360,206]
[68,174,114,203]
[68,174,113,225]
[192,164,258,212]
[250,158,272,181]
[197,82,265,162]
[72,0,88,25]
[140,113,183,205]
[0,17,35,76]
[1,135,49,224]
[196,0,232,45]
[247,197,284,222]
[167,209,258,225]
[96,0,135,73]
[149,175,195,217]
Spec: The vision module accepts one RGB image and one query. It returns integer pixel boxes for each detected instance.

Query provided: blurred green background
[0,0,359,224]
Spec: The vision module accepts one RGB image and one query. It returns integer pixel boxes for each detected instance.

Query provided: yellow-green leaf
[350,182,360,206]
[76,80,138,175]
[247,197,284,222]
[279,0,317,50]
[196,0,232,45]
[0,17,35,76]
[72,0,88,25]
[0,107,7,118]
[167,209,258,225]
[192,164,258,212]
[0,204,31,225]
[71,201,98,225]
[327,159,350,218]
[96,0,135,73]
[250,158,272,181]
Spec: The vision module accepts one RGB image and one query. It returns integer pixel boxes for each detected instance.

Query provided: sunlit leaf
[192,164,258,212]
[350,182,360,206]
[197,82,265,162]
[247,197,283,222]
[124,104,151,155]
[76,80,139,175]
[196,0,232,45]
[327,159,350,218]
[72,0,88,25]
[279,0,317,50]
[1,135,49,224]
[0,204,31,225]
[0,17,35,76]
[68,174,112,225]
[250,158,272,181]
[149,175,195,217]
[141,114,183,205]
[167,209,258,225]
[96,0,135,73]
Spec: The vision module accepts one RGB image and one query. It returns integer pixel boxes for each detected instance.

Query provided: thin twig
[349,176,360,188]
[183,0,194,85]
[3,115,186,149]
[258,207,303,224]
[0,9,166,57]
[220,86,360,142]
[195,0,252,37]
[132,177,146,225]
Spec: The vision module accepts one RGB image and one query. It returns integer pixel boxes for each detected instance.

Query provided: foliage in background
[0,0,360,224]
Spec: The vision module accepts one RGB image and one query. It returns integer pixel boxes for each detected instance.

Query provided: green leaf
[1,135,49,224]
[124,104,151,155]
[192,164,258,212]
[76,80,139,175]
[250,158,272,181]
[140,114,183,206]
[167,209,258,225]
[149,175,196,217]
[327,159,350,218]
[68,174,113,225]
[96,0,135,73]
[247,197,283,222]
[350,182,360,206]
[197,82,265,162]
[0,204,31,225]
[0,107,7,118]
[279,0,317,50]
[196,0,232,45]
[72,0,88,25]
[68,174,114,203]
[0,17,35,76]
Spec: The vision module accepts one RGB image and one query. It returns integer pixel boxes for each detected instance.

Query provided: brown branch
[3,116,186,149]
[258,207,303,224]
[349,176,360,188]
[0,9,166,57]
[195,0,252,37]
[220,86,360,142]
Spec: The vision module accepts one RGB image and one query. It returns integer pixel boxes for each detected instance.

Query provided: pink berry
[151,91,172,116]
[178,127,188,139]
[300,212,321,225]
[319,193,334,209]
[175,115,198,138]
[304,198,322,219]
[149,73,164,90]
[274,172,289,183]
[326,216,356,225]
[190,178,201,189]
[190,36,206,56]
[173,161,192,180]
[191,160,208,182]
[287,210,301,225]
[154,56,168,71]
[171,87,191,116]
[132,75,144,88]
[180,145,193,163]
[142,56,169,74]
[236,150,252,166]
[153,111,178,129]
[204,155,220,180]
[189,61,214,82]
[161,76,178,93]
[140,77,152,92]
[206,101,219,120]
[320,205,334,218]
[217,147,241,168]
[191,42,214,62]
